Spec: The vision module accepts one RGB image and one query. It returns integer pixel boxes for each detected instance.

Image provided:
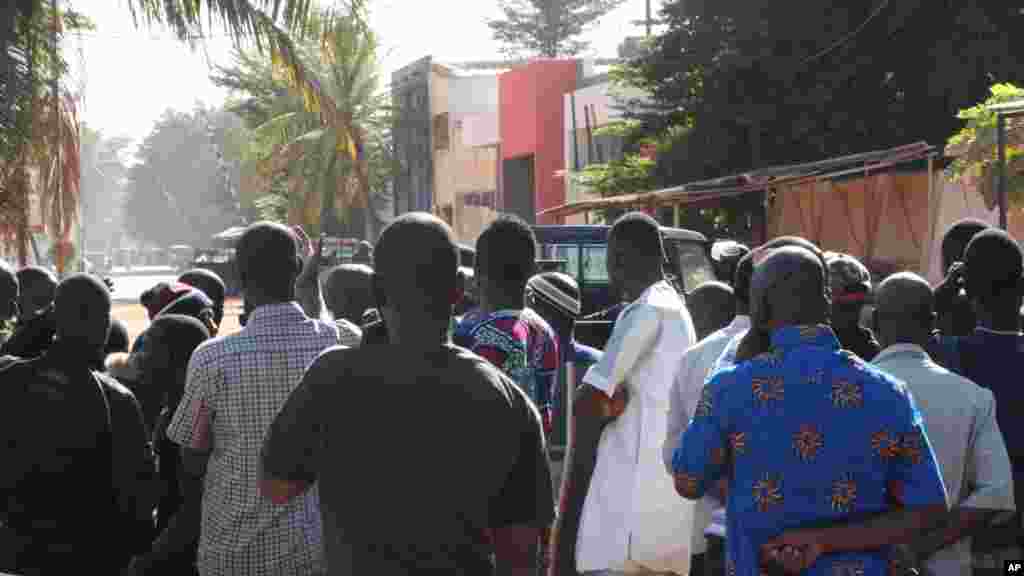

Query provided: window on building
[434,113,450,151]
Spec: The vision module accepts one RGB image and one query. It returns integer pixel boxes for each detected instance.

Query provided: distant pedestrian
[664,253,754,576]
[576,212,696,575]
[0,260,17,347]
[824,252,880,361]
[934,219,989,337]
[2,266,58,359]
[0,274,156,574]
[167,222,338,576]
[261,212,554,574]
[710,241,750,290]
[688,281,735,341]
[873,272,1013,576]
[455,215,560,436]
[675,246,947,576]
[323,264,373,348]
[179,268,227,328]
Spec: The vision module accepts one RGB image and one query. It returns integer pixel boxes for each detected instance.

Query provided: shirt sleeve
[582,305,660,397]
[167,346,218,452]
[672,372,730,498]
[488,385,555,528]
[887,386,948,509]
[663,349,697,474]
[261,350,332,484]
[962,389,1015,510]
[106,381,158,552]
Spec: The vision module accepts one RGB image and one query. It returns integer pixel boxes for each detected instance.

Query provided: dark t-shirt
[262,343,555,574]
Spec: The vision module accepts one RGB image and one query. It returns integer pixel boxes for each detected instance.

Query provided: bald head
[374,212,458,321]
[237,222,302,302]
[0,260,16,321]
[689,281,736,340]
[873,272,934,348]
[54,273,112,352]
[751,246,829,330]
[17,265,57,320]
[325,264,375,323]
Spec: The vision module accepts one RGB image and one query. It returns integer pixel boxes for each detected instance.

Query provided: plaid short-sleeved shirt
[167,302,340,576]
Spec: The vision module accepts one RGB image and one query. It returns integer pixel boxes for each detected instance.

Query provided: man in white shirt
[663,254,753,576]
[576,212,696,576]
[871,272,1014,576]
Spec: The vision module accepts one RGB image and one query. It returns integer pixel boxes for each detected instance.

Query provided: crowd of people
[0,211,1020,576]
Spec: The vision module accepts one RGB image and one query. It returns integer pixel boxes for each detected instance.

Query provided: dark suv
[532,225,715,315]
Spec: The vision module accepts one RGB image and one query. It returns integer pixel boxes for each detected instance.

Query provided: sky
[63,0,665,150]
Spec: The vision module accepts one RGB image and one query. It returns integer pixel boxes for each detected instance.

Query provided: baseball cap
[824,252,871,303]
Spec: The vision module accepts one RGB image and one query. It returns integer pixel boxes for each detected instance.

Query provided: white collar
[730,315,751,330]
[873,343,928,363]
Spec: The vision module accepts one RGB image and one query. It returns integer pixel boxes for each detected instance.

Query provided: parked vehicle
[532,225,715,350]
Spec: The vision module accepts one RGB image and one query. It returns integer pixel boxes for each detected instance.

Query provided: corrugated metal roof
[539,142,936,218]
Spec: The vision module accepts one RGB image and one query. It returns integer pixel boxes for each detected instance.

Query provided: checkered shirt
[168,302,340,576]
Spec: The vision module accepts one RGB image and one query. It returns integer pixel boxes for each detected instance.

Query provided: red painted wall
[499,60,579,224]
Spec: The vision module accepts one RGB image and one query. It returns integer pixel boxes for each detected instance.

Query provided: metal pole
[997,112,1008,230]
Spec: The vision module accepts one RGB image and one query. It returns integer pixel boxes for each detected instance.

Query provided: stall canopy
[538,142,936,219]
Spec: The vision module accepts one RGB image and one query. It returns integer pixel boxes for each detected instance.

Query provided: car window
[673,241,715,292]
[540,244,580,281]
[582,245,609,283]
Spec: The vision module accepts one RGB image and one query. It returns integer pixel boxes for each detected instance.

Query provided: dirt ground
[113,297,245,344]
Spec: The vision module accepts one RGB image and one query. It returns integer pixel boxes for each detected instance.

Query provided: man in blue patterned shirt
[673,245,948,576]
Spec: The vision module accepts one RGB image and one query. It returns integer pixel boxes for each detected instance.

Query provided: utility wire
[798,0,892,67]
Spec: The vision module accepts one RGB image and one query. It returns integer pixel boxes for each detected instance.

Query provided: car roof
[532,225,707,244]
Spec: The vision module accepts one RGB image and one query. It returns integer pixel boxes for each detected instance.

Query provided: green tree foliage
[488,0,627,58]
[212,5,392,239]
[121,106,244,247]
[621,0,1024,186]
[946,83,1024,205]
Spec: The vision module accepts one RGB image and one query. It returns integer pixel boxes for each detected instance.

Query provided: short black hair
[733,252,754,308]
[105,318,130,355]
[610,211,663,258]
[374,212,458,315]
[236,222,300,298]
[476,215,537,288]
[964,229,1023,305]
[54,273,111,348]
[942,219,988,271]
[759,236,829,293]
[17,265,57,308]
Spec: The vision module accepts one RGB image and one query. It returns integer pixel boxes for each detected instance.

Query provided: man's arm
[490,386,556,576]
[762,387,950,574]
[107,383,159,554]
[258,350,331,503]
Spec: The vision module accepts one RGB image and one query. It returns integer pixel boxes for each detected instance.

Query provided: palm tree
[213,5,390,238]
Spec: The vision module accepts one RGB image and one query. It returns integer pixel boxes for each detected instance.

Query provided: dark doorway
[503,155,536,224]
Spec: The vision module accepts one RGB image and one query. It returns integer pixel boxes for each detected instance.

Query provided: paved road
[109,273,178,303]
